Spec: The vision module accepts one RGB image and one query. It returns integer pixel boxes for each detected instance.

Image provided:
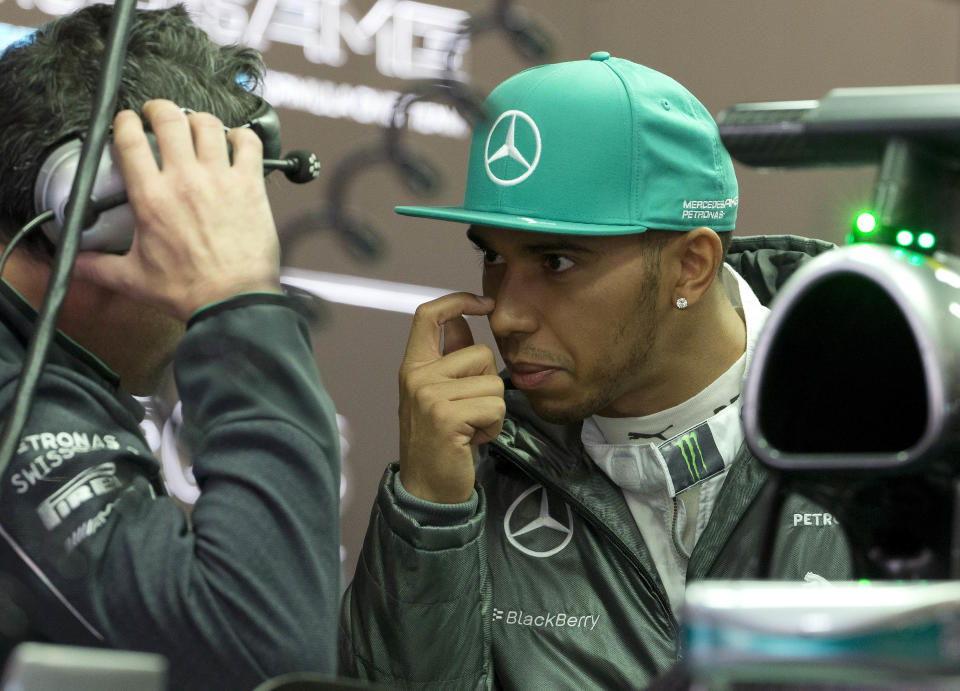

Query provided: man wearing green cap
[340,54,851,687]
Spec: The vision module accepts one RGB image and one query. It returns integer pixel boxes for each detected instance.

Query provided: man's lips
[508,362,562,389]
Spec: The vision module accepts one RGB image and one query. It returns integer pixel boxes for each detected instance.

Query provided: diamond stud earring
[676,297,688,310]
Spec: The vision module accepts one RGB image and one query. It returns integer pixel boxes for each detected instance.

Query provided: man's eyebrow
[466,228,598,255]
[522,239,598,255]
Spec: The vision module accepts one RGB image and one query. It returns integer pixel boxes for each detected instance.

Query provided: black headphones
[33,98,318,253]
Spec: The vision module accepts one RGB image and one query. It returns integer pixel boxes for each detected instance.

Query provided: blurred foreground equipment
[674,84,960,691]
[720,83,960,579]
[684,580,960,690]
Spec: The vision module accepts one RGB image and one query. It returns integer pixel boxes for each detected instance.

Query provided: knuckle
[413,384,435,410]
[189,111,225,131]
[412,302,435,323]
[143,98,177,112]
[229,126,262,151]
[473,343,496,361]
[112,121,145,153]
[410,383,427,405]
[146,105,186,128]
[398,365,419,390]
[111,130,141,154]
[414,293,459,320]
[426,398,450,423]
[172,176,204,202]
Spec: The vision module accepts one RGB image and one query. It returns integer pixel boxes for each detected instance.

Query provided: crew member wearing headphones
[0,6,339,689]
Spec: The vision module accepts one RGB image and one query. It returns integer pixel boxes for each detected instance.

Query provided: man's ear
[668,227,723,308]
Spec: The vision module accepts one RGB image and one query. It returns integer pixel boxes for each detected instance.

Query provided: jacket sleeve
[339,462,492,690]
[0,294,340,691]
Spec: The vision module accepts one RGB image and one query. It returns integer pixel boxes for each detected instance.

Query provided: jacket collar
[0,280,143,421]
[496,389,669,592]
[725,234,835,307]
[497,388,773,580]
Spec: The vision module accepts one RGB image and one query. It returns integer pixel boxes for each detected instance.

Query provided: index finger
[405,292,495,364]
[111,109,159,204]
[142,99,195,171]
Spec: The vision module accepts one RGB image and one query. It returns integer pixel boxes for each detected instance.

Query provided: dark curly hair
[0,3,266,258]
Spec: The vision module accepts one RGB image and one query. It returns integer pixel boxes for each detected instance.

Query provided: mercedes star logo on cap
[484,110,542,187]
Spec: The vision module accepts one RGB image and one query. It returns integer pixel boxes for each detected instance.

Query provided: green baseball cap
[396,52,738,235]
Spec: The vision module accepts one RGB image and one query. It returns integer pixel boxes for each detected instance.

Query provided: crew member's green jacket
[0,287,341,690]
[340,235,852,689]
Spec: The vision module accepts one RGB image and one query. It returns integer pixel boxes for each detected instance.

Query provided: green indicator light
[896,230,914,247]
[909,254,922,266]
[918,232,936,249]
[856,212,877,233]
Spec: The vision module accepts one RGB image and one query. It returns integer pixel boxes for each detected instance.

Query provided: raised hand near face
[398,292,504,503]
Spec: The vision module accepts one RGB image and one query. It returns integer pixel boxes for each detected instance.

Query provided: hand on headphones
[72,99,282,321]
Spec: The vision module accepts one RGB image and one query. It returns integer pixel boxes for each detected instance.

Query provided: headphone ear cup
[244,98,282,161]
[33,136,139,253]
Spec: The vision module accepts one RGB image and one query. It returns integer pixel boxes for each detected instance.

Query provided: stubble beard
[528,283,660,425]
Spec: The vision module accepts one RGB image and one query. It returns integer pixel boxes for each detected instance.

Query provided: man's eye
[544,254,575,272]
[483,249,505,265]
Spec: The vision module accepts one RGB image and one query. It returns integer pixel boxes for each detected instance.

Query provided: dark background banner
[0,0,956,582]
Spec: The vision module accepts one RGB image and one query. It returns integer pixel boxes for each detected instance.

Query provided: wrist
[186,288,287,324]
[398,466,474,504]
[182,280,282,320]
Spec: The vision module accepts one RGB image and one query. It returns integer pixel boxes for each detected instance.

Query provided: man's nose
[487,270,538,339]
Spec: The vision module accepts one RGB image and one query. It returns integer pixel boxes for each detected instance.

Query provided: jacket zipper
[670,496,686,558]
[490,443,679,637]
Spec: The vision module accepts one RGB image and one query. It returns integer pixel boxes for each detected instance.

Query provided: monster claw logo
[675,431,707,481]
[660,422,725,493]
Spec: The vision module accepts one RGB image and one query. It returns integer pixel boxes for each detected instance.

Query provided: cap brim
[395,205,648,236]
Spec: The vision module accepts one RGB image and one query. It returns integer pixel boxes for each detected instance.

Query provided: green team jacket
[340,235,853,690]
[0,287,341,690]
